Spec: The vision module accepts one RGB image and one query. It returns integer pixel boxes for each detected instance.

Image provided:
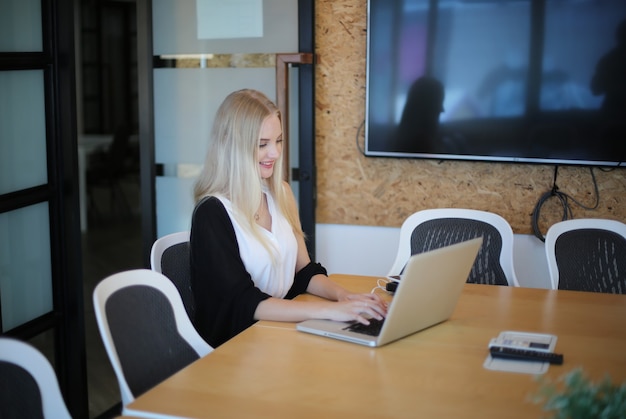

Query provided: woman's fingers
[353,300,386,322]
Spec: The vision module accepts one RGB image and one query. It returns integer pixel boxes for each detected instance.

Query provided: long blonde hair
[194,89,304,252]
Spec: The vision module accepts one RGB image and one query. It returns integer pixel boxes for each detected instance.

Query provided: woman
[190,89,387,347]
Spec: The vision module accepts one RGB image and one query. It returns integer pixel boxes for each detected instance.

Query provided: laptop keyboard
[343,318,385,336]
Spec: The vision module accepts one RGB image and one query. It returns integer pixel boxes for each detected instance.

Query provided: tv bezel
[364,0,625,168]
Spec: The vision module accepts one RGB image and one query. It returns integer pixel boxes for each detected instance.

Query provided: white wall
[315,224,551,289]
[315,224,400,277]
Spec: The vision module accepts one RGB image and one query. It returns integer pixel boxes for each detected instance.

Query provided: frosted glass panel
[154,67,275,165]
[156,177,196,237]
[0,0,42,52]
[153,0,297,54]
[153,0,299,236]
[0,203,53,331]
[0,70,47,194]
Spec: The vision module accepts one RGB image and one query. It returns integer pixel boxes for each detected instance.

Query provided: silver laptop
[296,237,483,347]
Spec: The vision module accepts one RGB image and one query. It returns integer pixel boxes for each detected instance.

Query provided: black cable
[597,161,623,172]
[531,166,600,242]
[355,119,366,155]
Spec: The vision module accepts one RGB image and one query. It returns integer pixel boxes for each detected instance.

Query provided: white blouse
[217,191,298,298]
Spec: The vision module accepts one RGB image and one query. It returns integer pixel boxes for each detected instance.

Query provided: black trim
[153,56,178,68]
[137,0,157,267]
[0,186,51,212]
[49,0,89,417]
[3,312,58,339]
[298,0,316,259]
[0,52,49,69]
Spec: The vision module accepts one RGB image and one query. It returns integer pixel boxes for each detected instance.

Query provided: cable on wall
[531,166,600,242]
[356,119,366,155]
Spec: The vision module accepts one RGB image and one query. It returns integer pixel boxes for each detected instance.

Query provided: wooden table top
[125,274,626,419]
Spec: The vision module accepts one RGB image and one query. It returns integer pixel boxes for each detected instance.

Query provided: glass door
[150,0,299,237]
[0,0,87,416]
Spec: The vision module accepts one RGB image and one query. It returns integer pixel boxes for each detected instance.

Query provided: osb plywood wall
[313,0,626,235]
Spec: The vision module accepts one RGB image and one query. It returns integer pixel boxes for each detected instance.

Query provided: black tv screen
[365,0,626,166]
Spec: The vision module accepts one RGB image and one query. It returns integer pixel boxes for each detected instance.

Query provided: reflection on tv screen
[365,0,626,166]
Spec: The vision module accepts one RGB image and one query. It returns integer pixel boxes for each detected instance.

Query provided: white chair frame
[150,231,190,273]
[92,269,213,407]
[388,208,519,286]
[0,337,72,419]
[544,218,626,290]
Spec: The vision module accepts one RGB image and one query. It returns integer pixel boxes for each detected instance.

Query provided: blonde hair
[194,89,304,254]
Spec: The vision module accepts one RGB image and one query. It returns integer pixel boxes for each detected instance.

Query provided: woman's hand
[326,292,388,325]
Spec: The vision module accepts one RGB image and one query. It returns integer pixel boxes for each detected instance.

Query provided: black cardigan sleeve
[190,196,271,347]
[284,261,327,299]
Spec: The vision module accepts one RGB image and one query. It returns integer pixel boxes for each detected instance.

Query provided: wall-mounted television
[365,0,626,167]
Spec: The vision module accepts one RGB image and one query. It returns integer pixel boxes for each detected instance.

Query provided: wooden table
[125,274,626,418]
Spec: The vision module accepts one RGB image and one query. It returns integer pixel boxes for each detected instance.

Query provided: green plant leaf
[533,368,626,419]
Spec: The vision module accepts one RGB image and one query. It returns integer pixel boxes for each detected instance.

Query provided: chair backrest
[388,208,519,286]
[150,231,195,319]
[92,269,213,407]
[545,218,626,293]
[0,337,72,419]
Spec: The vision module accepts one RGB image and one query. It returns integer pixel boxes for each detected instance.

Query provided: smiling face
[257,114,283,179]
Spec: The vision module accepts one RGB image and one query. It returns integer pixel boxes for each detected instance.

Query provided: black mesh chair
[150,231,195,320]
[388,209,519,286]
[92,269,213,409]
[545,219,626,293]
[0,337,72,419]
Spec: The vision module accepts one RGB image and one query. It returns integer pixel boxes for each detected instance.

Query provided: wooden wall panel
[314,0,626,234]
